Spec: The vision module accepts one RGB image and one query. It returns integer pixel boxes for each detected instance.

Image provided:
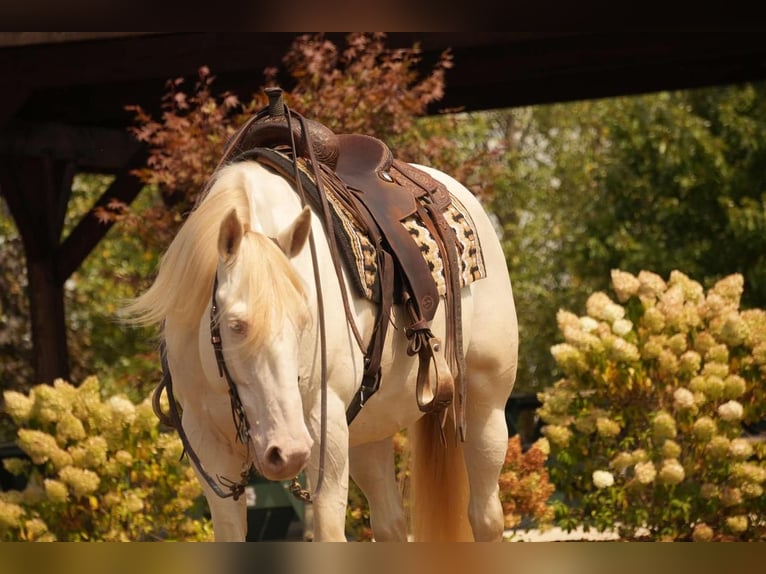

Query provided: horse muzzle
[255,436,313,481]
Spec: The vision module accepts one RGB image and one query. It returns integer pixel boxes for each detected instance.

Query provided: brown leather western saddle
[206,88,467,436]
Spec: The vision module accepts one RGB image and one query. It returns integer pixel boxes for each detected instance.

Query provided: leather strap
[403,294,455,414]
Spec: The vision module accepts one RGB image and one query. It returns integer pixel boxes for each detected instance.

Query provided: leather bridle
[158,270,314,502]
[157,101,329,504]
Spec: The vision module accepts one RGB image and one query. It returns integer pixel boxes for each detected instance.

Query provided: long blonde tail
[408,412,473,541]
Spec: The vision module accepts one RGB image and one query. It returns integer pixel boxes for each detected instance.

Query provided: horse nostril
[266,446,283,468]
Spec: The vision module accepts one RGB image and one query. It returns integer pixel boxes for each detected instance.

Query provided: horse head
[205,205,314,481]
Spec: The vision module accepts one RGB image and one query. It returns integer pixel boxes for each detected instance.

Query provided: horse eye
[229,320,248,335]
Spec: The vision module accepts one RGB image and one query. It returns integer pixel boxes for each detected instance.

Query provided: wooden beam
[57,147,147,281]
[0,121,142,170]
[0,156,71,382]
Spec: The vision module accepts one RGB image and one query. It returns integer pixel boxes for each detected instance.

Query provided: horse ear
[275,206,312,258]
[218,209,243,262]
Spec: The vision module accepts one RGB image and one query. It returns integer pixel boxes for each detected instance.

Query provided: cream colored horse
[124,159,518,541]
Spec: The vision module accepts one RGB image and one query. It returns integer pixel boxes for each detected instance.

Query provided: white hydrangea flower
[642,335,667,360]
[658,459,685,485]
[669,271,705,303]
[56,412,87,444]
[652,411,677,441]
[69,436,108,469]
[108,395,137,426]
[23,518,50,540]
[563,326,603,353]
[740,308,766,348]
[661,440,682,459]
[551,343,587,373]
[596,417,621,438]
[692,523,714,542]
[692,416,717,442]
[711,274,744,306]
[634,461,657,484]
[678,351,702,377]
[134,399,159,434]
[592,470,615,489]
[611,269,640,302]
[637,270,667,301]
[741,483,763,499]
[0,500,25,531]
[556,309,581,332]
[693,331,716,356]
[609,337,640,363]
[610,452,634,473]
[702,375,725,400]
[587,292,625,323]
[658,284,684,319]
[706,436,731,459]
[58,466,100,498]
[731,462,766,484]
[43,479,69,504]
[673,388,695,410]
[2,391,33,424]
[30,386,66,425]
[658,349,679,376]
[729,438,754,460]
[642,307,666,333]
[721,487,742,507]
[123,492,145,513]
[719,311,747,347]
[531,437,550,456]
[17,429,71,468]
[611,318,633,337]
[579,316,600,333]
[726,515,748,534]
[542,424,573,448]
[723,375,747,399]
[706,344,730,366]
[631,448,649,463]
[718,400,744,422]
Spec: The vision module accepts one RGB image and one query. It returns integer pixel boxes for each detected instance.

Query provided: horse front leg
[304,394,350,541]
[183,409,249,541]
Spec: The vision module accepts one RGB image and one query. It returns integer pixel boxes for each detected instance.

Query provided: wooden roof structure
[4,32,766,127]
[2,31,766,383]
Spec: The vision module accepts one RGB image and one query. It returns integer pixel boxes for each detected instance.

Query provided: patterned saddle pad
[322,178,487,302]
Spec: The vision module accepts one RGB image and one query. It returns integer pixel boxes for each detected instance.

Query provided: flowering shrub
[1,376,212,541]
[540,270,766,541]
[498,435,555,532]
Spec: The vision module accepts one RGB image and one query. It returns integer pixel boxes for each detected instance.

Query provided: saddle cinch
[210,88,467,437]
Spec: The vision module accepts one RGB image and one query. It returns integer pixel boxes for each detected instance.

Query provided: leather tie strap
[404,295,455,415]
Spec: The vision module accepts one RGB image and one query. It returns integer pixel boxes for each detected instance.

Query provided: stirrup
[409,333,454,413]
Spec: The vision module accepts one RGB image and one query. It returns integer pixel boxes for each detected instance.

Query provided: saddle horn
[231,87,340,169]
